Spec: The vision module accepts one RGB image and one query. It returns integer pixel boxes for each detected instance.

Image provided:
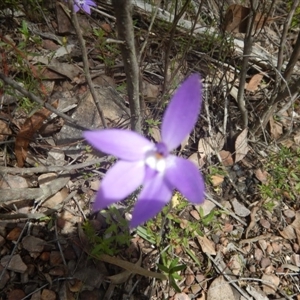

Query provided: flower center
[144,142,168,173]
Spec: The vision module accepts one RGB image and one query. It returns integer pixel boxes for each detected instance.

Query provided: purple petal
[84,129,154,161]
[161,74,202,151]
[82,4,91,14]
[73,4,80,12]
[165,156,205,204]
[93,160,145,211]
[86,0,96,6]
[130,173,172,227]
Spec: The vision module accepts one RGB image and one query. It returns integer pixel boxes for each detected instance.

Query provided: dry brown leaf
[235,128,249,162]
[174,293,190,300]
[269,117,283,140]
[207,276,235,300]
[223,4,273,33]
[0,119,12,142]
[211,175,224,187]
[294,131,300,145]
[219,150,234,166]
[190,210,200,220]
[255,168,268,183]
[198,133,225,161]
[229,254,243,275]
[196,235,216,255]
[279,225,296,240]
[246,73,264,91]
[15,101,58,167]
[261,274,280,295]
[291,211,300,228]
[188,152,203,168]
[142,81,160,101]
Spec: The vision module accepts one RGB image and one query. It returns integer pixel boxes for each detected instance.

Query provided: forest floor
[0,1,300,299]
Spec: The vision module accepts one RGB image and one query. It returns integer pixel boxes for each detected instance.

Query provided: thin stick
[0,73,88,131]
[112,0,142,133]
[67,0,107,128]
[0,157,107,175]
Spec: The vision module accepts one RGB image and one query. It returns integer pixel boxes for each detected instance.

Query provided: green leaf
[169,264,186,274]
[169,276,181,293]
[157,263,170,273]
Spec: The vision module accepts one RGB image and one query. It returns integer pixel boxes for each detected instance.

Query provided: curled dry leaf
[196,235,216,256]
[269,117,283,140]
[15,100,58,167]
[235,128,249,162]
[246,73,264,92]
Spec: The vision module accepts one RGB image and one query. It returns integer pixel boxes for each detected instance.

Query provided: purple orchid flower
[84,74,205,227]
[73,0,96,14]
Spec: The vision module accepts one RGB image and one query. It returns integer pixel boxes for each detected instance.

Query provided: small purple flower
[84,74,205,227]
[73,0,96,14]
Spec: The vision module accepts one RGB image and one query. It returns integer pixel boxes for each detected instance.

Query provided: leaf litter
[0,0,300,299]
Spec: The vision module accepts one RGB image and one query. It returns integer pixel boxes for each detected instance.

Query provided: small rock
[0,224,6,237]
[271,242,282,253]
[231,198,250,217]
[22,236,45,254]
[283,209,295,219]
[49,266,66,276]
[195,274,205,283]
[38,173,58,188]
[185,273,194,286]
[79,290,99,300]
[249,265,256,273]
[261,257,271,269]
[255,248,263,262]
[259,218,271,229]
[7,289,26,300]
[42,188,69,208]
[50,251,63,266]
[190,284,201,294]
[7,227,22,241]
[5,174,28,189]
[0,265,10,289]
[0,235,5,248]
[41,289,56,300]
[195,200,215,217]
[1,254,27,273]
[40,252,50,261]
[30,291,41,300]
